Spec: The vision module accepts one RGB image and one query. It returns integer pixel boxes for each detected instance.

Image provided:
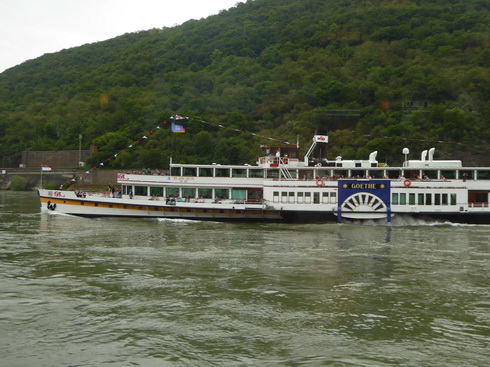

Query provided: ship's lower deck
[39,195,282,222]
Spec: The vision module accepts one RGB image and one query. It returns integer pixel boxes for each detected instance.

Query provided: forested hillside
[0,0,489,169]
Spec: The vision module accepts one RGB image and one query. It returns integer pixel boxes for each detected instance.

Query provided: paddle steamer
[38,133,490,223]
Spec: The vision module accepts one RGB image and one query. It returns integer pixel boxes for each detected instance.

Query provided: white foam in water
[345,215,489,228]
[391,216,490,227]
[45,210,72,217]
[157,217,199,224]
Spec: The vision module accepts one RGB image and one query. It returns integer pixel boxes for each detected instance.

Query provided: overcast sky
[0,0,243,73]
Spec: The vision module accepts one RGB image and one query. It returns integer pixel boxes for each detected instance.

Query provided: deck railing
[468,202,489,208]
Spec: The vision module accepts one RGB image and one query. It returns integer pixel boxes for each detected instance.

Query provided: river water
[1,191,489,366]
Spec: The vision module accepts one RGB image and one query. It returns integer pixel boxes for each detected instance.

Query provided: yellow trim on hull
[40,197,281,219]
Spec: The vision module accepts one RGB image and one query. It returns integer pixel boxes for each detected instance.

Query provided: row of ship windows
[271,191,458,206]
[392,192,457,206]
[123,185,251,200]
[79,201,239,214]
[273,191,337,204]
[170,167,490,180]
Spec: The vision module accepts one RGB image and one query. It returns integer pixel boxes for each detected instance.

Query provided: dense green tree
[0,0,489,168]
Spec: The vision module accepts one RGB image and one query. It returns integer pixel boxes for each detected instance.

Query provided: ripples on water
[1,192,489,366]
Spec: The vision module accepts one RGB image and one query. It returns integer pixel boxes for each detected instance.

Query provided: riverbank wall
[0,169,119,190]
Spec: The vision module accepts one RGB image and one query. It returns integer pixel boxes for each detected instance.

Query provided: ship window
[386,170,401,179]
[368,170,384,178]
[441,171,456,179]
[351,170,365,178]
[313,192,320,204]
[322,192,329,204]
[249,169,264,178]
[451,193,457,205]
[182,188,196,198]
[289,192,295,204]
[392,193,399,205]
[435,194,441,205]
[297,192,304,204]
[442,194,448,205]
[409,193,416,205]
[332,170,346,179]
[418,193,424,205]
[460,171,474,180]
[422,170,437,180]
[215,188,229,200]
[477,170,490,179]
[198,167,213,177]
[198,188,212,199]
[183,167,197,176]
[150,187,164,197]
[170,167,181,176]
[266,169,279,178]
[400,194,406,205]
[475,193,488,202]
[425,194,432,205]
[286,170,297,179]
[231,189,246,200]
[318,169,330,178]
[273,191,279,203]
[166,187,179,197]
[299,170,313,181]
[281,192,288,204]
[247,189,262,202]
[135,186,148,196]
[232,168,247,177]
[330,192,337,204]
[216,168,230,177]
[305,192,311,204]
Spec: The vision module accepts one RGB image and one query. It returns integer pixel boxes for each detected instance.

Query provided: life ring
[316,177,325,186]
[404,179,411,187]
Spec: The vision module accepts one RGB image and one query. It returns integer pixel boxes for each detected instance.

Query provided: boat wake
[391,215,490,227]
[344,216,489,228]
[157,217,200,224]
[42,209,72,217]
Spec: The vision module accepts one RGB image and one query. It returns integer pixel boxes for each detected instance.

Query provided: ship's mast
[304,131,329,165]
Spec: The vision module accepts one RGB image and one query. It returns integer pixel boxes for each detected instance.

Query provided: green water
[1,191,489,366]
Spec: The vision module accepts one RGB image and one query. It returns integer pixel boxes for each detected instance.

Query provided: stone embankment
[0,169,118,190]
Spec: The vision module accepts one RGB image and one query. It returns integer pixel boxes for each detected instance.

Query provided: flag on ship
[171,123,186,133]
[171,114,186,120]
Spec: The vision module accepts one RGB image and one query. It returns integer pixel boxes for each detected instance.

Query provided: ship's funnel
[369,151,378,162]
[428,147,435,161]
[421,150,428,161]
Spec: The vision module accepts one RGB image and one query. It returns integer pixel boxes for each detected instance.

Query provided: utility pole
[78,134,82,166]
